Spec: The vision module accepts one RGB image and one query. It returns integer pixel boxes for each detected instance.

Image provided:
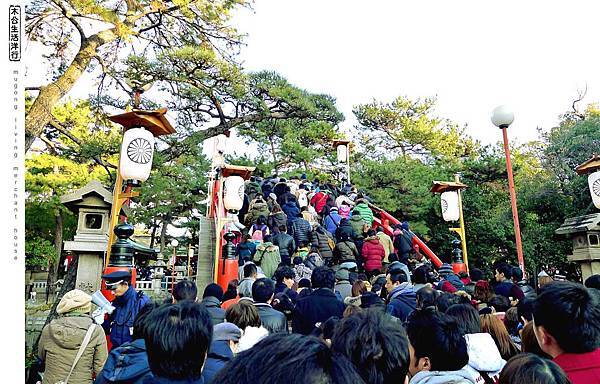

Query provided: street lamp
[491,105,525,275]
[333,140,351,186]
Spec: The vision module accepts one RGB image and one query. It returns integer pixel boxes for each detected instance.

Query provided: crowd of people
[30,175,600,384]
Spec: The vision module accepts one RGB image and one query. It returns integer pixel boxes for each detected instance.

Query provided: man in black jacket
[200,283,226,326]
[290,212,312,247]
[271,225,296,265]
[292,266,345,335]
[511,266,536,299]
[252,278,288,334]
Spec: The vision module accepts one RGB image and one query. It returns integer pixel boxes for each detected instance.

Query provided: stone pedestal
[75,253,105,293]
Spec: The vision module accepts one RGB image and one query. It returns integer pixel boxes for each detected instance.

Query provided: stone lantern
[555,214,600,281]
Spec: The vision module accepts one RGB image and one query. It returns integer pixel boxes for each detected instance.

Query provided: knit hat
[401,221,410,230]
[57,289,92,315]
[438,263,454,276]
[213,322,242,342]
[330,206,338,212]
[335,268,349,281]
[269,193,277,201]
[203,283,224,301]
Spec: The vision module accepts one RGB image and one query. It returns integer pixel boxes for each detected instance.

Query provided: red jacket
[362,237,385,272]
[310,192,329,214]
[554,348,600,384]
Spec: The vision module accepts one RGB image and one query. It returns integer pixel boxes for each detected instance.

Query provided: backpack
[272,288,295,319]
[251,224,267,242]
[298,192,308,208]
[304,252,324,270]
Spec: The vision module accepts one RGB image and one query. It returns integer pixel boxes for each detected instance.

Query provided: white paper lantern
[441,191,460,222]
[223,176,245,213]
[119,127,155,182]
[589,171,600,209]
[337,144,347,163]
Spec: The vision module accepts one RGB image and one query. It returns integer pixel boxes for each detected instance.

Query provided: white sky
[232,0,600,146]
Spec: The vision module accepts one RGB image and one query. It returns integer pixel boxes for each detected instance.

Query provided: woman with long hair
[473,280,494,310]
[480,313,520,361]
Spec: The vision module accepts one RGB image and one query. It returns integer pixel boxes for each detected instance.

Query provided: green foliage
[25,236,58,268]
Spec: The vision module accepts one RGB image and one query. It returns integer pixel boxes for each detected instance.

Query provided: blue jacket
[95,338,152,384]
[202,340,233,384]
[290,218,312,246]
[323,212,342,236]
[386,283,417,323]
[281,202,300,229]
[236,242,256,265]
[104,286,150,349]
[142,376,204,384]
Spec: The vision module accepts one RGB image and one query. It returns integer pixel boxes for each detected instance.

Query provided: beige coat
[38,315,108,384]
[377,232,394,262]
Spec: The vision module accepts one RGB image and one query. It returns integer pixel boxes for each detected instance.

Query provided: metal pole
[501,127,526,276]
[454,174,469,273]
[346,144,351,185]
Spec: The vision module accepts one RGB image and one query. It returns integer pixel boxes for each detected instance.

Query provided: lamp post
[170,238,179,293]
[333,140,351,187]
[491,105,525,275]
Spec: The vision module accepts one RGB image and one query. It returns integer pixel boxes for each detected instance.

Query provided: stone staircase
[196,216,217,294]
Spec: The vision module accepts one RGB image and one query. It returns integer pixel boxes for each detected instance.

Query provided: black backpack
[271,288,295,319]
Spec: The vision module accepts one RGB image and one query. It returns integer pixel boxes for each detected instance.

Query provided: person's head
[298,278,311,289]
[366,229,377,238]
[511,266,524,283]
[252,278,275,304]
[243,263,258,279]
[225,300,261,330]
[256,215,267,226]
[312,266,336,290]
[412,265,429,285]
[243,234,252,242]
[387,252,399,263]
[332,308,410,384]
[300,206,308,212]
[375,226,384,233]
[226,279,239,292]
[474,280,494,303]
[172,280,197,303]
[352,281,368,297]
[213,322,242,355]
[532,281,600,357]
[480,313,520,360]
[495,263,512,283]
[278,224,287,233]
[210,333,365,384]
[498,353,571,384]
[520,322,551,358]
[263,234,273,243]
[584,274,600,290]
[293,256,303,266]
[488,295,511,313]
[537,275,554,289]
[435,292,463,313]
[56,289,92,315]
[274,265,296,288]
[203,283,224,302]
[415,286,439,310]
[271,204,282,213]
[469,268,484,282]
[335,268,350,283]
[103,270,132,297]
[517,296,535,323]
[406,309,469,377]
[505,307,520,336]
[132,302,158,340]
[144,301,212,380]
[445,304,481,335]
[385,269,407,293]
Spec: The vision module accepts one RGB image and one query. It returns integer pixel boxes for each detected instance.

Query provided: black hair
[498,353,571,384]
[366,229,377,237]
[243,263,257,278]
[388,253,399,263]
[488,295,511,313]
[517,296,535,322]
[416,286,439,310]
[412,266,429,284]
[331,309,409,384]
[252,278,275,303]
[511,266,523,282]
[445,304,481,335]
[495,263,513,279]
[293,256,303,265]
[132,302,158,340]
[172,280,197,302]
[300,206,308,212]
[406,309,469,372]
[210,333,366,384]
[387,269,407,284]
[274,265,295,284]
[263,234,273,243]
[278,224,287,233]
[469,268,484,282]
[311,266,336,289]
[310,316,340,340]
[144,301,212,380]
[585,274,600,290]
[298,278,311,288]
[202,283,224,301]
[376,226,384,233]
[435,292,463,313]
[532,281,600,353]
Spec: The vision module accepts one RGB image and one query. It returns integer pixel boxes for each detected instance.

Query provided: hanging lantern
[441,191,460,222]
[119,127,155,182]
[589,171,600,209]
[223,176,245,213]
[337,144,347,163]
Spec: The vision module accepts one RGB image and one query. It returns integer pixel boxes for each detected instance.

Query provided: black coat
[290,218,312,247]
[311,226,334,259]
[271,232,296,262]
[255,303,288,334]
[200,296,225,326]
[292,288,345,335]
[268,212,288,233]
[335,221,356,242]
[333,241,359,263]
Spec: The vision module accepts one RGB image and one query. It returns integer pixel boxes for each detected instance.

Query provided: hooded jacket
[338,205,352,219]
[202,340,233,384]
[335,220,356,242]
[200,296,226,326]
[254,242,281,278]
[349,215,367,240]
[352,203,374,227]
[281,202,301,228]
[463,333,505,383]
[333,240,359,264]
[271,232,296,262]
[95,338,152,384]
[409,366,479,384]
[244,199,270,227]
[310,191,329,214]
[267,211,288,233]
[386,283,417,323]
[362,237,386,272]
[376,232,394,262]
[38,315,107,384]
[323,211,343,235]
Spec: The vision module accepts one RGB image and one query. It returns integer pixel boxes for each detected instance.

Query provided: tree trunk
[149,218,158,248]
[25,29,117,151]
[159,218,169,254]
